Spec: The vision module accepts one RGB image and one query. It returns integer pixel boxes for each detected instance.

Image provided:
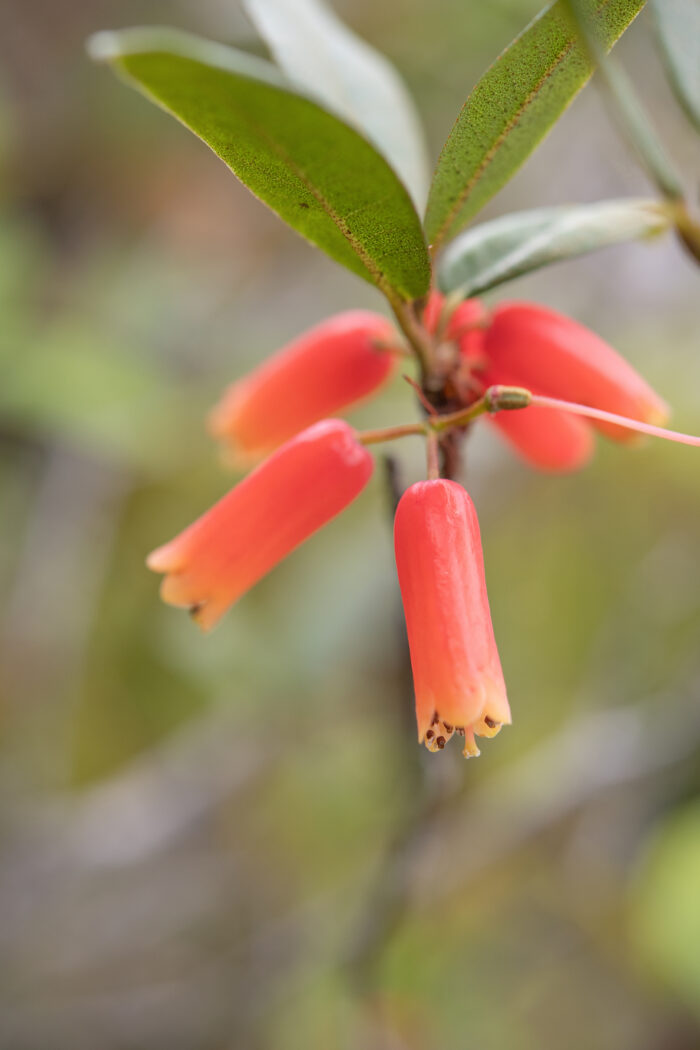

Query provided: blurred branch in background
[565,0,700,262]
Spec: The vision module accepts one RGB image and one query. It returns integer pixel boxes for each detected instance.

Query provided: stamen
[423,715,455,753]
[423,714,506,756]
[474,714,503,739]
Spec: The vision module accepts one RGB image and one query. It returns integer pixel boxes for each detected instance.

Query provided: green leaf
[88,27,430,301]
[438,197,670,298]
[242,0,430,209]
[651,0,700,133]
[425,0,647,251]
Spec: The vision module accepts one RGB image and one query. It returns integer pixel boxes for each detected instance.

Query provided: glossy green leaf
[88,27,430,301]
[242,0,430,208]
[438,197,670,298]
[425,0,647,251]
[651,0,700,132]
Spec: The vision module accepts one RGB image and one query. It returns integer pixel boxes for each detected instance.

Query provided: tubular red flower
[208,311,398,463]
[394,480,510,757]
[148,419,373,630]
[483,301,669,443]
[424,293,593,472]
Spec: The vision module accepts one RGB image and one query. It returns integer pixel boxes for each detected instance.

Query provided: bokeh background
[1,2,700,1047]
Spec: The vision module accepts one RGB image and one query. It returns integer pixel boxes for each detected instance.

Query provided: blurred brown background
[1,2,700,1048]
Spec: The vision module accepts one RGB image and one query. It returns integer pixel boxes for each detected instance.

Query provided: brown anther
[188,602,204,618]
[484,716,499,729]
[456,727,465,736]
[443,722,453,733]
[426,730,434,741]
[431,713,439,725]
[436,736,446,749]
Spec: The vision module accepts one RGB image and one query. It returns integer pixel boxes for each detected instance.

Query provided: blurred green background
[1,2,700,1048]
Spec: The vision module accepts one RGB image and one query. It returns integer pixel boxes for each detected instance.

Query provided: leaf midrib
[121,54,406,295]
[431,0,615,252]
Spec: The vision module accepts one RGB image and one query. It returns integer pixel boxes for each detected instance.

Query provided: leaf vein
[432,0,617,250]
[433,38,575,250]
[248,118,389,289]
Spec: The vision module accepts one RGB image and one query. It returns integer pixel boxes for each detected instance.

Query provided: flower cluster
[148,296,672,757]
[423,293,668,472]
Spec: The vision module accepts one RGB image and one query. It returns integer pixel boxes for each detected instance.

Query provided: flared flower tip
[147,419,374,630]
[394,479,510,758]
[145,542,182,574]
[421,674,511,759]
[207,311,398,462]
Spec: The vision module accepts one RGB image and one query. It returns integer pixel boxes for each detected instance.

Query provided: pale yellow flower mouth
[423,710,505,758]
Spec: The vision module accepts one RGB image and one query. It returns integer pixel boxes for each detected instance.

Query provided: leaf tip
[86,30,121,64]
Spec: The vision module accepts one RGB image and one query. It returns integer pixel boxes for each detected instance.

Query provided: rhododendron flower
[481,301,669,445]
[450,310,596,472]
[394,479,510,757]
[147,419,373,630]
[208,311,398,463]
[425,294,668,472]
